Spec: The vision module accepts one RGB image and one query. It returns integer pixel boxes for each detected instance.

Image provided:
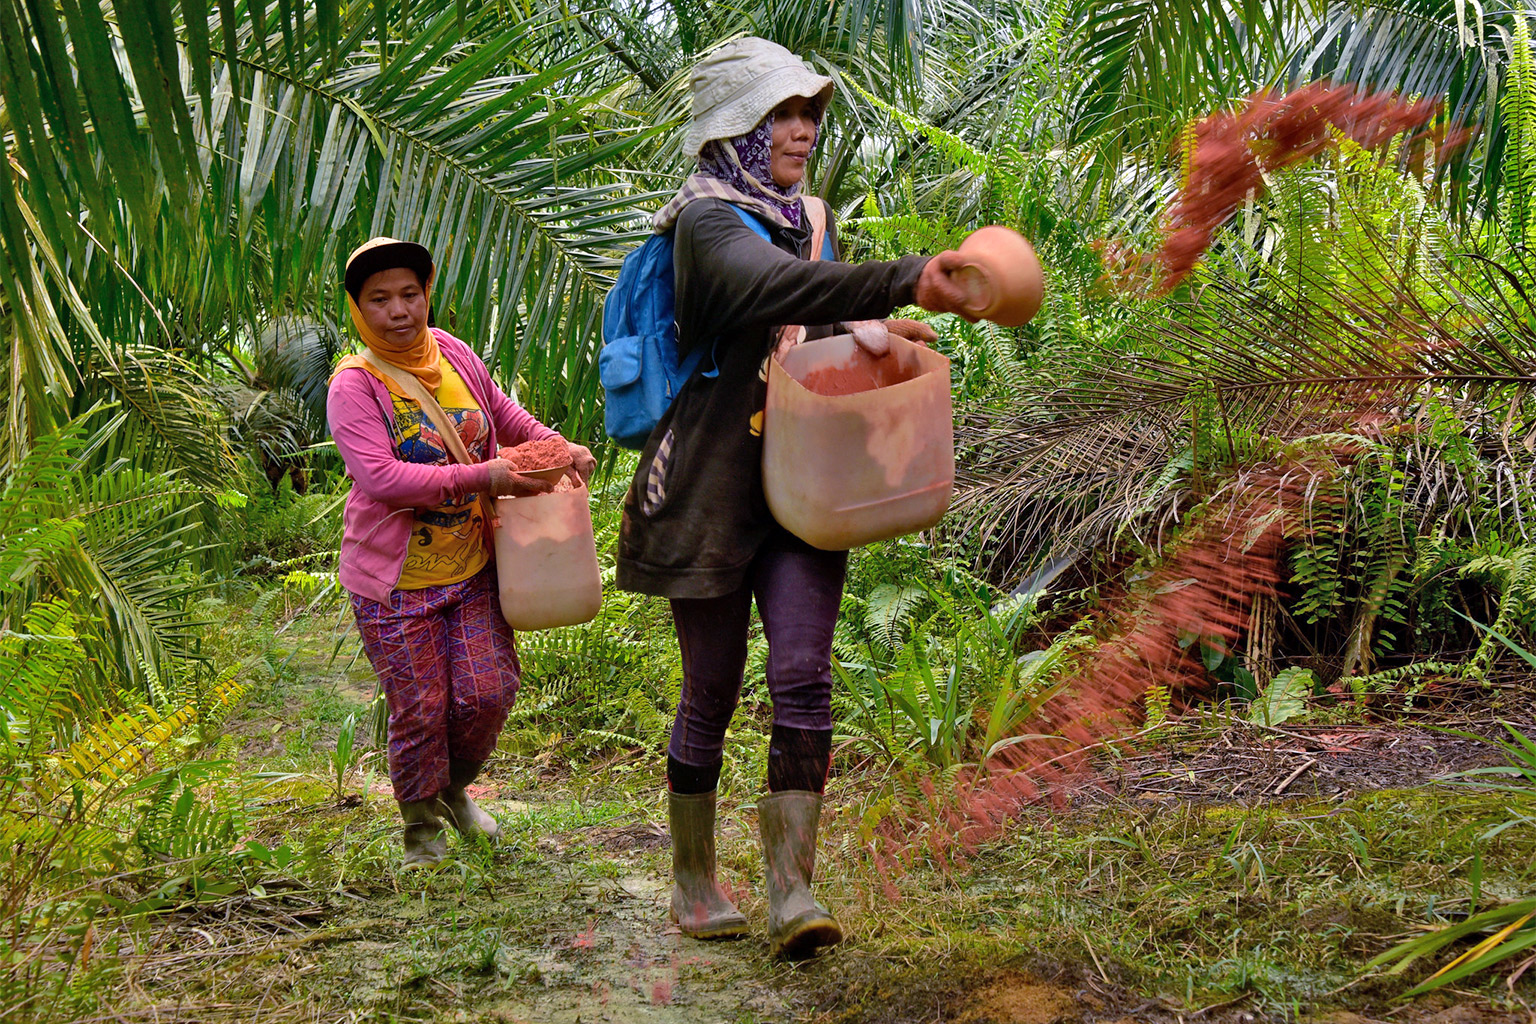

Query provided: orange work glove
[884,318,938,347]
[914,251,977,321]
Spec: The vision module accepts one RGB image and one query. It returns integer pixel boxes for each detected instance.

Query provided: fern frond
[1503,16,1536,245]
[864,583,927,650]
[0,601,87,756]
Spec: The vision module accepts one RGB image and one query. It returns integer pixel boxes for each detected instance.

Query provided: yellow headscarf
[332,237,442,392]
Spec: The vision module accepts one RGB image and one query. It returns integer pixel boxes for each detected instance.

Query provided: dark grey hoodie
[616,197,929,599]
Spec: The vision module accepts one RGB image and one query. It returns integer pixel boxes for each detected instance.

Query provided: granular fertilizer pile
[498,436,570,472]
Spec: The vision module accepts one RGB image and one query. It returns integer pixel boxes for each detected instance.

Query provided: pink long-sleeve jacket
[327,329,557,603]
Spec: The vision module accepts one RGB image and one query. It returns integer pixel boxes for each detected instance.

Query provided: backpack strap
[741,198,832,358]
[802,197,830,264]
[729,201,833,260]
[732,204,774,242]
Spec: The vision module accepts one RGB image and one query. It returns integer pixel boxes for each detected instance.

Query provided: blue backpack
[600,205,832,449]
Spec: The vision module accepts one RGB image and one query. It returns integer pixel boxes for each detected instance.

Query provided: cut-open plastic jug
[763,334,953,550]
[493,482,602,630]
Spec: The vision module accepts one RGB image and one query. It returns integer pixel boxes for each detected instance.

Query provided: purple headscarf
[652,100,826,233]
[697,110,820,229]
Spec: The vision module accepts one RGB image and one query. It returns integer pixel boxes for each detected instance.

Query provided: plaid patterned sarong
[351,565,521,802]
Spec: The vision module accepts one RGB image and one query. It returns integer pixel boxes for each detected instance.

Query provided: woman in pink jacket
[327,236,594,867]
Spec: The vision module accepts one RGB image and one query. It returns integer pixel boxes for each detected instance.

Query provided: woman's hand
[565,442,597,486]
[845,318,937,356]
[486,458,556,498]
[915,251,978,321]
[773,324,807,362]
[844,319,891,357]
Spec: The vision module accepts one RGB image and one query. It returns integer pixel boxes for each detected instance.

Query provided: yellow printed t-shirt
[386,357,492,590]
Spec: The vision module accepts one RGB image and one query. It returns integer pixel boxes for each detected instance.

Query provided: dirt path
[202,628,1113,1023]
[208,620,799,1022]
[303,804,791,1022]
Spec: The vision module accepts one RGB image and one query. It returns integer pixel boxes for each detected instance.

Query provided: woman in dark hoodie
[616,37,973,957]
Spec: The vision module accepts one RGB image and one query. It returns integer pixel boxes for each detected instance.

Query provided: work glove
[884,318,938,346]
[564,442,596,486]
[914,251,977,321]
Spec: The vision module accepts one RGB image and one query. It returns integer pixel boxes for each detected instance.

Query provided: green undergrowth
[13,584,1536,1022]
[216,634,1536,1020]
[834,787,1536,1014]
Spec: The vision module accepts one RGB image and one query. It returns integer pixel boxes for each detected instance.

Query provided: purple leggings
[352,564,521,802]
[667,534,847,768]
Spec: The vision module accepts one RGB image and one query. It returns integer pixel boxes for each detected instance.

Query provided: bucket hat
[344,236,434,299]
[683,37,834,157]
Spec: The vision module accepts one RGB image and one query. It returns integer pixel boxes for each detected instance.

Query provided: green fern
[1462,545,1536,678]
[0,580,259,1020]
[1350,660,1463,707]
[864,583,927,651]
[1504,15,1536,245]
[0,600,86,757]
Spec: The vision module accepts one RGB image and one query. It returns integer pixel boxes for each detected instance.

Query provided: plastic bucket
[493,482,602,630]
[763,334,953,550]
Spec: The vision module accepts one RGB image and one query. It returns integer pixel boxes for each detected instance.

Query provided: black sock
[667,755,722,795]
[766,725,832,793]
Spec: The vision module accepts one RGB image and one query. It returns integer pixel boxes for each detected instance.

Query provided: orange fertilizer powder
[796,351,918,396]
[868,82,1469,881]
[799,364,882,396]
[1110,82,1470,292]
[870,448,1368,883]
[498,435,569,471]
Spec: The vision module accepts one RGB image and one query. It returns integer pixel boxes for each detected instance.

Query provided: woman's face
[357,267,427,343]
[769,95,820,188]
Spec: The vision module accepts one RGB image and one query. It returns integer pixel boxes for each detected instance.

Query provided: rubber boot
[757,790,842,958]
[669,791,748,939]
[440,759,500,842]
[398,798,448,868]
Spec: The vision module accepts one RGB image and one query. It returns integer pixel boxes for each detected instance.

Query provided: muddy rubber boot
[757,790,842,958]
[669,791,748,939]
[439,760,500,842]
[398,798,448,868]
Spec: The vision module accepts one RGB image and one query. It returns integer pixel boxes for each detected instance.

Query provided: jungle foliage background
[8,0,1536,1020]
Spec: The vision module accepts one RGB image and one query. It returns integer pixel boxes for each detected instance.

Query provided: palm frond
[1069,0,1297,156]
[954,238,1536,578]
[60,461,209,691]
[75,348,238,491]
[3,1,668,444]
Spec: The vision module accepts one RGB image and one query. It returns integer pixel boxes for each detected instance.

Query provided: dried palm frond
[954,241,1536,580]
